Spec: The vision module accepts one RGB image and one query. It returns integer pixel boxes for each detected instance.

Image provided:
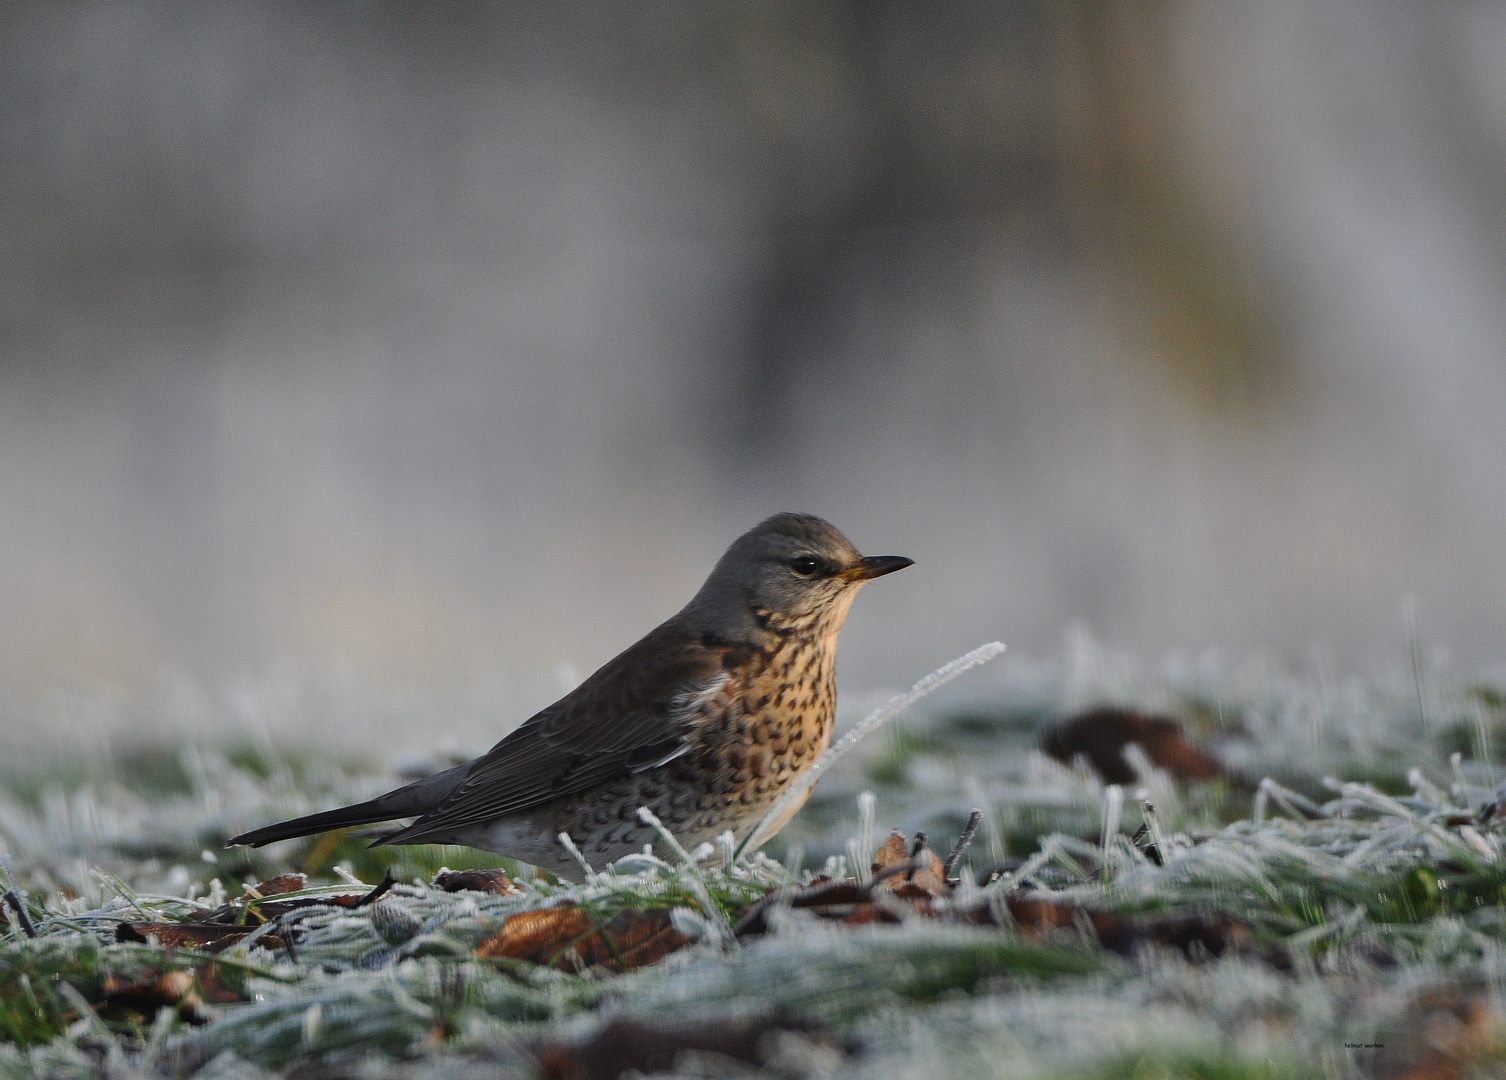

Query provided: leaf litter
[2,640,1506,1077]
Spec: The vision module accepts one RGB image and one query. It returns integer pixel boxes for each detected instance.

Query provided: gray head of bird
[682,513,912,641]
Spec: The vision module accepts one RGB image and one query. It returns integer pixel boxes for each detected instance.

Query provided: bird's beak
[839,555,914,582]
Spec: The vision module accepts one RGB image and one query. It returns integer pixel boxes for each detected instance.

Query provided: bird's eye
[790,556,821,577]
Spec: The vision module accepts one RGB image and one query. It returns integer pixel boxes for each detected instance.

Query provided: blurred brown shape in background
[1040,705,1225,784]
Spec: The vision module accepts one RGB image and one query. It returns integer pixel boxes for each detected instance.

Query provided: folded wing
[375,624,729,845]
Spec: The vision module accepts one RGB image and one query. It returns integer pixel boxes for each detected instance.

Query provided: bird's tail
[229,803,396,848]
[227,762,470,848]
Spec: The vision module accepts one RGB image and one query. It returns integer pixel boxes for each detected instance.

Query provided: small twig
[273,911,301,963]
[870,858,938,889]
[4,889,37,938]
[354,870,397,908]
[1129,823,1163,866]
[944,810,984,880]
[906,832,927,882]
[228,916,284,957]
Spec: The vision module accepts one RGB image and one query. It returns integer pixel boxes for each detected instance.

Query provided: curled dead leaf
[434,868,519,895]
[737,833,954,936]
[870,830,949,901]
[115,921,286,953]
[870,832,911,874]
[734,879,866,936]
[240,873,306,899]
[476,904,692,973]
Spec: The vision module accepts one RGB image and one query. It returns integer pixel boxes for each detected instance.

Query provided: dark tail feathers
[227,762,471,848]
[229,802,400,848]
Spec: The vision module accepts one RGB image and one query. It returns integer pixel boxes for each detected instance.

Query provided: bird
[229,513,912,878]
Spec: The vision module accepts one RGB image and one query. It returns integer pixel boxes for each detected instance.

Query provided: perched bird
[229,513,911,877]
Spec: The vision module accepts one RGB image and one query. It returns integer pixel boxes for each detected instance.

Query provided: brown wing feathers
[374,627,727,844]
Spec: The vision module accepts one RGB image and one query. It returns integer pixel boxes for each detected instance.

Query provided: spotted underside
[555,630,835,858]
[431,604,847,875]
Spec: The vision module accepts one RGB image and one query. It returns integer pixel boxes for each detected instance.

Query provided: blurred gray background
[3,1,1505,750]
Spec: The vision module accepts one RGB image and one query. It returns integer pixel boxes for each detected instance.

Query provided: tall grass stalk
[737,641,1005,858]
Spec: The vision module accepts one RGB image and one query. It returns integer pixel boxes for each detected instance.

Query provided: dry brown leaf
[737,839,953,936]
[192,963,246,1005]
[880,878,949,905]
[477,904,692,973]
[115,921,286,953]
[100,969,208,1024]
[197,875,366,926]
[1005,893,1251,960]
[477,906,594,965]
[433,868,519,895]
[241,874,306,899]
[734,880,866,936]
[1040,706,1225,784]
[1005,894,1080,935]
[871,832,910,873]
[870,830,949,902]
[840,904,899,927]
[252,893,367,920]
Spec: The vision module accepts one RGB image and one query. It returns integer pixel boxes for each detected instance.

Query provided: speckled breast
[680,631,837,830]
[556,626,840,861]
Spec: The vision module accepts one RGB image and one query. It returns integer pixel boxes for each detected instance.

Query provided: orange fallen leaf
[241,874,307,899]
[477,904,691,973]
[870,832,910,873]
[870,830,950,901]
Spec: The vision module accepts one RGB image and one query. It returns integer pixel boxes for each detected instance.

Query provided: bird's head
[685,513,912,639]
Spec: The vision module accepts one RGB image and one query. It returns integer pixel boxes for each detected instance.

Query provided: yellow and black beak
[839,555,914,582]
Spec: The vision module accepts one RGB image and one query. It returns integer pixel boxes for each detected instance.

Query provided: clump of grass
[997,772,1506,968]
[0,936,107,1046]
[8,638,1506,1078]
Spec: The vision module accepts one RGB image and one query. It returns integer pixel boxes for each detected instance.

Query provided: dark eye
[790,556,821,577]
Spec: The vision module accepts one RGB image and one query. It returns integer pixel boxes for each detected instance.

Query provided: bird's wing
[385,625,731,841]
